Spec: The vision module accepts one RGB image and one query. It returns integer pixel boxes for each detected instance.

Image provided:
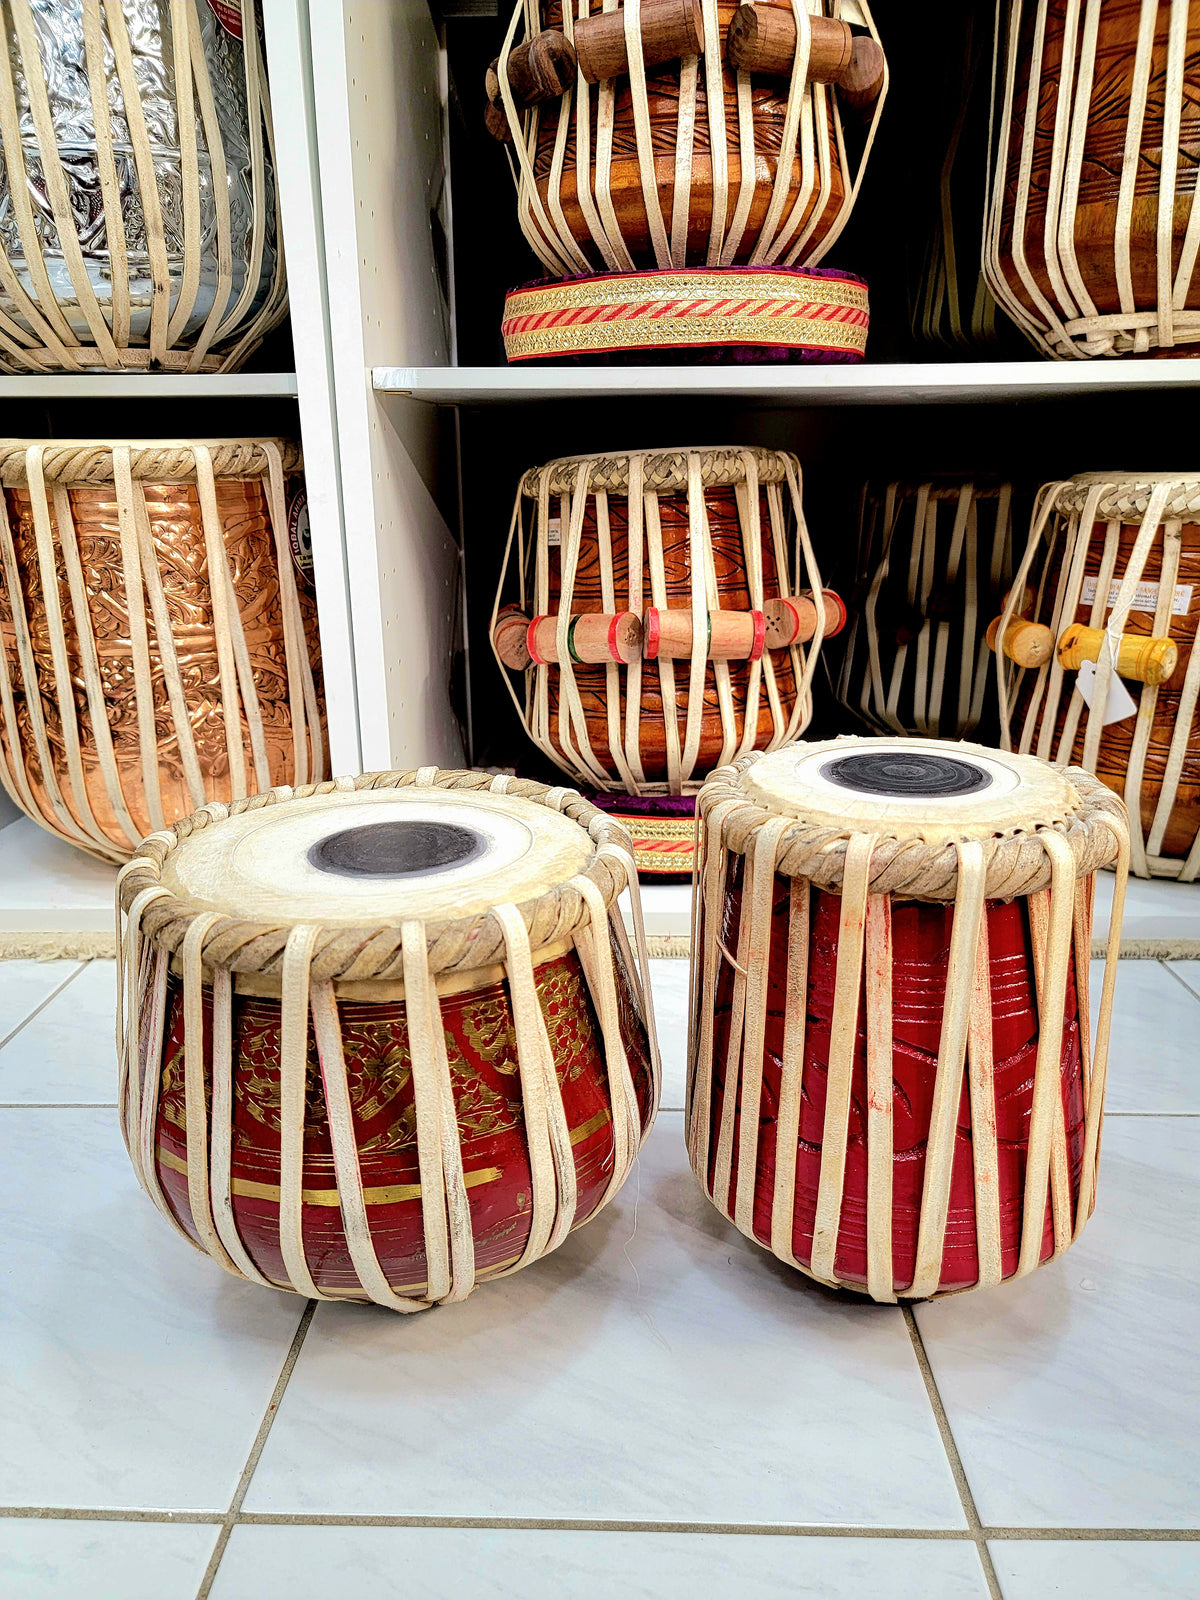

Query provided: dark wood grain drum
[986,0,1200,358]
[836,479,1015,740]
[491,447,832,794]
[688,737,1128,1301]
[496,0,886,280]
[0,439,325,864]
[995,473,1200,879]
[117,770,660,1309]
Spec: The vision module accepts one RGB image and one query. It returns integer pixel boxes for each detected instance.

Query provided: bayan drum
[986,0,1200,359]
[994,472,1200,879]
[836,479,1015,740]
[0,0,285,374]
[489,0,885,360]
[116,769,660,1309]
[491,446,831,795]
[688,736,1128,1302]
[0,439,325,864]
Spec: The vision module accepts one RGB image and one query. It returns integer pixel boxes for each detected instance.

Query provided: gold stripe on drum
[156,1145,504,1208]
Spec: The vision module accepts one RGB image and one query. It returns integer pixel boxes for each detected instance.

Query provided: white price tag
[546,517,562,547]
[1076,659,1137,725]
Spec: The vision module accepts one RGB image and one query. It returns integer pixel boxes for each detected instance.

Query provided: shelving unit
[2,0,1198,955]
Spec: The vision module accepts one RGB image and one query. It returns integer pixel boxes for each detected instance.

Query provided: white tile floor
[1,958,1197,1599]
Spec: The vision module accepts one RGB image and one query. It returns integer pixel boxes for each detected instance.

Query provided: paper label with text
[546,517,561,546]
[1079,576,1193,616]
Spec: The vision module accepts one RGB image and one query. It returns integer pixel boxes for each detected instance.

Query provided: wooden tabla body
[492,447,827,794]
[117,771,660,1310]
[0,439,325,864]
[688,737,1128,1301]
[499,0,885,279]
[998,473,1200,879]
[837,480,1014,739]
[0,0,286,375]
[986,0,1200,359]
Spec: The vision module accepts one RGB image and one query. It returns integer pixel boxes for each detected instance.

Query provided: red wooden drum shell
[149,947,655,1297]
[708,872,1081,1293]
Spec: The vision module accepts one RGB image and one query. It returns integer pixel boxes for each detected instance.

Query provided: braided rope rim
[1050,476,1200,522]
[0,438,303,485]
[699,753,1125,901]
[519,447,793,498]
[118,769,635,981]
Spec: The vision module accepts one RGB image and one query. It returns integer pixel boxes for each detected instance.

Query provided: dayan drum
[116,770,660,1308]
[994,473,1200,879]
[0,0,286,374]
[0,439,325,864]
[836,480,1015,740]
[489,0,885,360]
[490,447,834,796]
[986,0,1200,359]
[688,737,1128,1302]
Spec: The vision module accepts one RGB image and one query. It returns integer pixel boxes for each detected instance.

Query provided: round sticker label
[287,488,313,580]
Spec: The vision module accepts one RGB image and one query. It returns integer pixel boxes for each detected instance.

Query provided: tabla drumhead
[739,737,1078,842]
[159,787,594,927]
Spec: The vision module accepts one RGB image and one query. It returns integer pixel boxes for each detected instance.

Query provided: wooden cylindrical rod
[493,604,534,669]
[574,0,704,85]
[644,608,766,662]
[986,614,1055,670]
[523,611,644,666]
[763,589,847,648]
[486,31,577,109]
[725,7,885,110]
[1057,623,1178,686]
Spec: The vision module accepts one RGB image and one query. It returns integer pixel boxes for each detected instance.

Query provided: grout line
[1106,1110,1200,1118]
[903,1306,1004,1600]
[194,1301,316,1600]
[1,1507,1197,1539]
[0,960,87,1051]
[0,1103,117,1110]
[1159,959,1200,1005]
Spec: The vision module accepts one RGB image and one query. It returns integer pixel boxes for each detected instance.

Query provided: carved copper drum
[505,0,884,277]
[987,0,1200,358]
[689,739,1129,1302]
[0,440,325,863]
[118,774,660,1307]
[493,447,827,794]
[1001,474,1200,878]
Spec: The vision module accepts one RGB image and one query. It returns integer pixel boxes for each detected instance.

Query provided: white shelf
[0,372,299,398]
[372,358,1200,406]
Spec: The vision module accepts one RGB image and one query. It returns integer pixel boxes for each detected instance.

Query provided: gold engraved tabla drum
[0,439,325,864]
[995,473,1200,879]
[986,0,1200,358]
[117,769,660,1308]
[836,480,1015,740]
[491,447,829,795]
[0,0,286,374]
[688,737,1128,1301]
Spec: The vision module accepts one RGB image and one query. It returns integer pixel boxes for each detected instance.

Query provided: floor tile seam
[194,1300,316,1600]
[1159,959,1200,1004]
[1104,1110,1200,1118]
[0,960,86,1050]
[2,1508,1197,1540]
[902,1307,1004,1600]
[0,1102,117,1109]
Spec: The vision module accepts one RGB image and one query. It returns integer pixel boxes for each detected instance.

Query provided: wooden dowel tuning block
[726,7,853,80]
[493,604,534,669]
[522,611,644,666]
[644,607,766,662]
[763,589,847,647]
[986,614,1055,669]
[486,30,577,110]
[574,0,705,85]
[1057,623,1178,686]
